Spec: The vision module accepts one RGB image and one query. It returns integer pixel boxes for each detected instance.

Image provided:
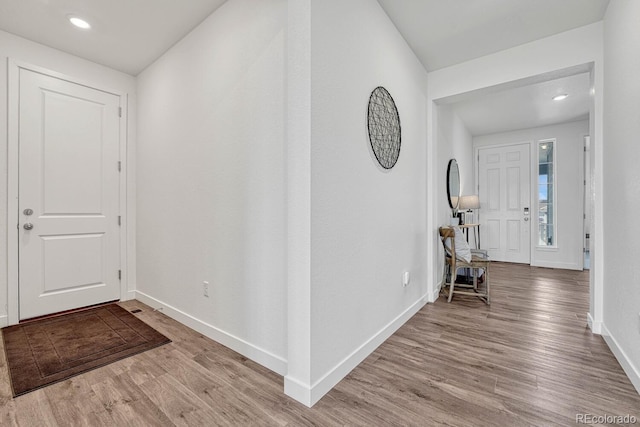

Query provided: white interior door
[18,68,121,320]
[478,143,531,263]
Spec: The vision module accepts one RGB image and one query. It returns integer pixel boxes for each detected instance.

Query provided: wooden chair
[439,226,490,304]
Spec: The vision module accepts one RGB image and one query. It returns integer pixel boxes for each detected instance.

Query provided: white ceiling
[375,0,606,136]
[0,0,227,75]
[0,0,606,135]
[378,0,609,136]
[446,72,591,136]
[377,0,609,72]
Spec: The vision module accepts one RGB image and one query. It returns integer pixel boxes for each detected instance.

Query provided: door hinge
[118,215,121,226]
[118,107,122,117]
[118,161,121,172]
[118,270,122,281]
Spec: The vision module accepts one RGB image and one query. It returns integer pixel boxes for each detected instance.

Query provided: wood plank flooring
[1,262,639,426]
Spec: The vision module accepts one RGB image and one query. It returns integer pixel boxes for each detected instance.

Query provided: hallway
[1,263,638,425]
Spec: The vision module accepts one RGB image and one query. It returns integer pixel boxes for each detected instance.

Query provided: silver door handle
[23,223,34,230]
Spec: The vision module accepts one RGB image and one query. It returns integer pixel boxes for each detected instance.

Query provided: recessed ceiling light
[68,15,91,30]
[552,94,568,101]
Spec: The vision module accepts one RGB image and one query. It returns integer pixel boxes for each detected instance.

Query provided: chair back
[439,227,456,264]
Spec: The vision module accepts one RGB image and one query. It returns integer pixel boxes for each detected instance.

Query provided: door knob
[23,223,34,230]
[524,217,529,222]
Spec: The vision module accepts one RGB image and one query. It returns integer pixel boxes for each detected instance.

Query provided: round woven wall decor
[367,86,401,169]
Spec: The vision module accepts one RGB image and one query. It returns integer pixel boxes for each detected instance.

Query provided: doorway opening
[433,62,598,325]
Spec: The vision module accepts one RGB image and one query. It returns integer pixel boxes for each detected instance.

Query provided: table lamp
[459,195,480,225]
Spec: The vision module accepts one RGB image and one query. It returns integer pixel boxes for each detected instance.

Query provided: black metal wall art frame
[367,86,401,169]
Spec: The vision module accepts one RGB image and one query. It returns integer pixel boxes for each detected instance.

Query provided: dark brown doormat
[1,304,170,397]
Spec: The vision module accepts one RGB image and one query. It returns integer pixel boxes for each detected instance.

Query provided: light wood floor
[1,262,639,426]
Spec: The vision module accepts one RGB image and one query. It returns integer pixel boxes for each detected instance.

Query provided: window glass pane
[538,141,555,246]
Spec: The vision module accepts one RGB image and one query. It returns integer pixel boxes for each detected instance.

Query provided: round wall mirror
[446,159,461,210]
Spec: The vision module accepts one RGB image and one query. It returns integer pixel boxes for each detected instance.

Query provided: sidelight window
[537,139,556,247]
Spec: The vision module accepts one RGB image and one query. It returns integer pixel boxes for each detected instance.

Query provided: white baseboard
[123,289,137,301]
[602,324,640,395]
[134,291,287,376]
[283,375,312,407]
[429,279,444,303]
[285,293,429,407]
[587,312,602,334]
[0,315,7,328]
[531,260,582,271]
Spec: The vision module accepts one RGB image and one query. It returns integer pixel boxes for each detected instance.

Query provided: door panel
[478,143,530,263]
[506,220,521,250]
[42,234,105,293]
[506,167,520,210]
[486,220,500,250]
[486,169,500,209]
[43,91,105,214]
[18,68,121,320]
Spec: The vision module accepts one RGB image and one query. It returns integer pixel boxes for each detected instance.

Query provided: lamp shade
[459,195,480,210]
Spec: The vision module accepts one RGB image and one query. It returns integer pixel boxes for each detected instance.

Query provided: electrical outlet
[402,271,410,287]
[203,281,209,297]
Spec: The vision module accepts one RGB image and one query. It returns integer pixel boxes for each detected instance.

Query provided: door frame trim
[6,59,129,325]
[474,140,533,264]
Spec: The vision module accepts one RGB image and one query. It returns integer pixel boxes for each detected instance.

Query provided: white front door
[478,143,531,263]
[18,68,121,320]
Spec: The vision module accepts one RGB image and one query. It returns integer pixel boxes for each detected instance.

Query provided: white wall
[135,0,288,373]
[285,0,429,406]
[438,106,475,207]
[602,1,640,393]
[474,120,588,270]
[0,30,137,326]
[435,105,474,282]
[427,22,604,323]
